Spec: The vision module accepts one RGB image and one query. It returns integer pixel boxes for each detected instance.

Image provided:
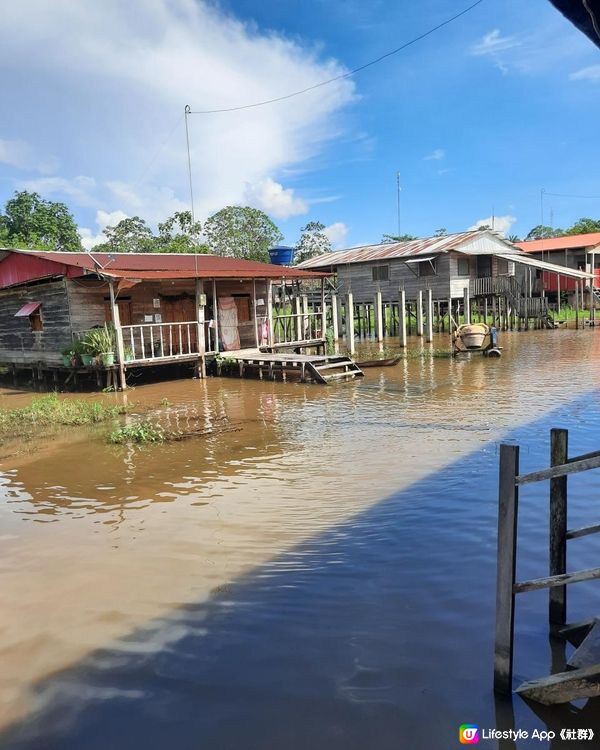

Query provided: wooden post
[336,295,343,339]
[267,280,274,346]
[463,286,470,325]
[253,279,260,348]
[426,288,433,343]
[294,295,302,341]
[447,298,453,334]
[549,428,568,630]
[416,290,423,337]
[591,251,596,322]
[346,291,355,354]
[494,443,520,695]
[374,290,383,342]
[331,293,339,351]
[399,289,407,348]
[195,278,206,376]
[484,297,489,325]
[109,280,127,391]
[321,277,327,345]
[575,281,580,330]
[492,296,498,328]
[212,279,220,351]
[557,275,561,318]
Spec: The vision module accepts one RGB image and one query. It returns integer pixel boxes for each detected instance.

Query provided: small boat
[356,355,402,368]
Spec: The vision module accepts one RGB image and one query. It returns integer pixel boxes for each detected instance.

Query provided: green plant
[82,324,116,356]
[325,326,335,354]
[107,420,164,444]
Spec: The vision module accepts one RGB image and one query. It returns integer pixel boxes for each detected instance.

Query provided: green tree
[0,190,81,251]
[95,216,155,253]
[381,233,417,243]
[564,217,600,235]
[204,206,283,263]
[155,211,207,253]
[506,234,520,243]
[525,225,562,240]
[294,221,332,264]
[433,228,447,237]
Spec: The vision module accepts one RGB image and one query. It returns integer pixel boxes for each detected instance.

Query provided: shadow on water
[3,394,600,750]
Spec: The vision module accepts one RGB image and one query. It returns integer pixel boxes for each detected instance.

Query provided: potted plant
[123,345,134,362]
[82,325,116,367]
[61,343,75,367]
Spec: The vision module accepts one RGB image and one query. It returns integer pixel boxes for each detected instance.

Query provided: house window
[497,258,509,275]
[457,258,470,276]
[419,259,436,277]
[15,302,43,331]
[372,265,390,282]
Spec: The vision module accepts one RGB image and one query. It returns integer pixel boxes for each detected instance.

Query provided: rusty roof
[516,233,600,254]
[3,249,327,279]
[296,230,517,269]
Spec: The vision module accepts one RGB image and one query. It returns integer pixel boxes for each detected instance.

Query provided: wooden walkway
[213,349,364,384]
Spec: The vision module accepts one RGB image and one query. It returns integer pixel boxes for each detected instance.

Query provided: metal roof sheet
[297,231,517,269]
[2,249,327,280]
[496,253,594,279]
[516,233,600,253]
[15,301,41,317]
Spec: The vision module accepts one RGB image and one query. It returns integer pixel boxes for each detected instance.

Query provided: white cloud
[424,148,445,161]
[0,1,355,224]
[243,177,308,219]
[17,175,96,206]
[0,137,58,174]
[468,215,516,237]
[79,209,129,250]
[324,221,348,248]
[570,65,600,82]
[470,29,521,74]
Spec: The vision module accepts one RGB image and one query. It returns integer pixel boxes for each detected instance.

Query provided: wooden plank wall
[0,279,72,365]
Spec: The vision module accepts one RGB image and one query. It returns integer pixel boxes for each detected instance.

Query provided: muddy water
[2,330,600,749]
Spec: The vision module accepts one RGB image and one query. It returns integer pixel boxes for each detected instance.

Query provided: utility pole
[396,171,401,237]
[184,105,195,223]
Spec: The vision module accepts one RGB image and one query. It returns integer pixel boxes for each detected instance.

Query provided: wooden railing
[122,321,200,363]
[494,429,600,695]
[470,275,519,298]
[267,310,324,345]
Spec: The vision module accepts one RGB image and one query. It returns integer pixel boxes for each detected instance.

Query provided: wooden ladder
[494,428,600,704]
[307,357,364,384]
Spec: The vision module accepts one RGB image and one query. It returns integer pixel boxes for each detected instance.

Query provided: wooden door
[234,296,251,322]
[163,297,197,354]
[104,300,132,326]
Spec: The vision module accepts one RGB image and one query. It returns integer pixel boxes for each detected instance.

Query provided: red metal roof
[516,233,600,254]
[0,249,326,288]
[14,301,41,317]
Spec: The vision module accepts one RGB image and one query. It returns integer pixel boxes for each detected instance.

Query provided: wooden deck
[212,348,364,384]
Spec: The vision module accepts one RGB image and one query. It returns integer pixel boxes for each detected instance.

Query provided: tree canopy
[0,191,81,251]
[525,218,600,241]
[155,211,207,254]
[294,221,332,265]
[381,233,417,243]
[204,206,283,263]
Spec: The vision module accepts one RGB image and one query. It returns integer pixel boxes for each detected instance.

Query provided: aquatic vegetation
[0,394,127,436]
[107,421,165,444]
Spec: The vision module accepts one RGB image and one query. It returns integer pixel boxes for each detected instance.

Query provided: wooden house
[0,249,327,389]
[297,230,593,321]
[516,232,600,303]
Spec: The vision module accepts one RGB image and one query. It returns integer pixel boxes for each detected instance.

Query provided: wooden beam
[109,279,127,391]
[196,278,206,377]
[416,290,423,336]
[267,280,274,346]
[346,291,355,354]
[516,664,600,705]
[331,293,339,351]
[321,277,327,344]
[374,290,383,342]
[426,288,433,343]
[212,278,219,352]
[252,279,260,348]
[516,453,600,485]
[399,288,407,348]
[566,523,600,540]
[514,566,600,594]
[494,443,520,695]
[463,286,470,325]
[549,428,568,628]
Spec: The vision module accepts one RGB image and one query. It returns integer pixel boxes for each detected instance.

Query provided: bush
[107,420,164,444]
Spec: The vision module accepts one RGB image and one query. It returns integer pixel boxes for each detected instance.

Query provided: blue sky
[0,0,599,249]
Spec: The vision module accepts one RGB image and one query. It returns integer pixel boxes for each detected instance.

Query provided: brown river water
[1,330,600,749]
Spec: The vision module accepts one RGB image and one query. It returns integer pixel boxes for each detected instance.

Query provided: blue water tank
[268,245,295,265]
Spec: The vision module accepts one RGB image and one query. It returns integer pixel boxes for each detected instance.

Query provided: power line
[543,191,600,200]
[188,0,485,115]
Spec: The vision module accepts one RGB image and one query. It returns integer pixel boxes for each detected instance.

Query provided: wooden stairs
[306,357,363,384]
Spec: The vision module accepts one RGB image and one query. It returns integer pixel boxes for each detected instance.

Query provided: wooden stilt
[399,289,407,348]
[417,290,423,337]
[346,291,355,354]
[426,288,433,343]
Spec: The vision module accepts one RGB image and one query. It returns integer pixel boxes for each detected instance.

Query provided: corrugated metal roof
[516,233,600,253]
[15,301,41,317]
[2,249,326,280]
[496,253,594,279]
[296,230,517,269]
